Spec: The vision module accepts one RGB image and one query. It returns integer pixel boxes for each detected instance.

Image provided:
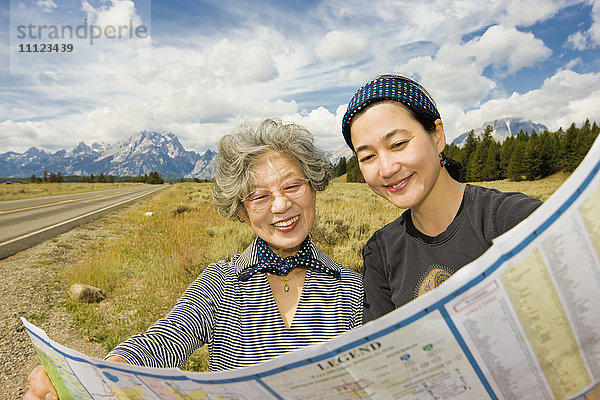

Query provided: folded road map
[24,134,600,399]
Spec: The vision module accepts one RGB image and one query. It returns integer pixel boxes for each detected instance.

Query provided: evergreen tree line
[446,119,598,181]
[335,120,599,183]
[332,156,365,183]
[29,170,64,183]
[132,171,164,184]
[81,173,115,183]
[25,171,164,184]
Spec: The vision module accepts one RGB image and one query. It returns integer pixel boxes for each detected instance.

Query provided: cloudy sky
[1,0,599,155]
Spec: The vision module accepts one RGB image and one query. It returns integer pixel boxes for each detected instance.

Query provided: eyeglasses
[241,178,309,211]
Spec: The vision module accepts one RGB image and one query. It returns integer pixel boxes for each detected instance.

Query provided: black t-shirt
[362,184,543,323]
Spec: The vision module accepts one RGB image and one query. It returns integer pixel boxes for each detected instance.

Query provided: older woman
[25,119,363,399]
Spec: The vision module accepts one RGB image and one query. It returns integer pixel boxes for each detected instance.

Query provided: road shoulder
[0,208,132,398]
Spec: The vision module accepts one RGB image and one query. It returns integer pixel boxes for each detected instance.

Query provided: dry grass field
[27,173,569,372]
[0,182,141,201]
[474,171,572,201]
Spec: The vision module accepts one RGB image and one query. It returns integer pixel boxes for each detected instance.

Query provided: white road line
[0,186,165,247]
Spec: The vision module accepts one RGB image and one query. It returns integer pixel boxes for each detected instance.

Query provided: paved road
[0,184,165,259]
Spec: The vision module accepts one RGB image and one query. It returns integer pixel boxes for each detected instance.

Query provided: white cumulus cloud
[569,31,589,50]
[395,24,551,113]
[500,0,561,26]
[206,39,278,83]
[463,25,552,75]
[0,120,61,153]
[456,69,600,137]
[284,106,342,150]
[568,0,600,49]
[315,30,368,62]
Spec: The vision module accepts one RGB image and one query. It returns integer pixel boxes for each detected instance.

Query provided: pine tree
[579,119,591,157]
[444,143,462,162]
[524,130,542,180]
[539,131,560,177]
[590,121,600,148]
[467,144,485,181]
[345,156,364,183]
[460,129,478,179]
[466,125,493,181]
[561,123,580,172]
[147,171,164,184]
[553,127,564,173]
[507,145,527,181]
[499,136,515,178]
[334,157,347,177]
[576,119,598,163]
[482,141,502,181]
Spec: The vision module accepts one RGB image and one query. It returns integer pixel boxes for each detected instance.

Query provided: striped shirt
[106,237,364,372]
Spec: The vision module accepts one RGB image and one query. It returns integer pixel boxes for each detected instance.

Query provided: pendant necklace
[283,274,298,292]
[275,269,304,293]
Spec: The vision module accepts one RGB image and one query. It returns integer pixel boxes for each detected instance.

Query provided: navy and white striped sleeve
[105,261,226,368]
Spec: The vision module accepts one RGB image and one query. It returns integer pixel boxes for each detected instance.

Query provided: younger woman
[341,74,542,322]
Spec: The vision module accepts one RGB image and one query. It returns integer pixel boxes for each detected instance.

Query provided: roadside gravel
[0,207,134,399]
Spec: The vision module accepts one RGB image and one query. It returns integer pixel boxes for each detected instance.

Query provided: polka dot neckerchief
[237,236,340,282]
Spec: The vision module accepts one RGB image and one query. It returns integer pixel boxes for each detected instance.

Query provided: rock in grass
[69,283,105,303]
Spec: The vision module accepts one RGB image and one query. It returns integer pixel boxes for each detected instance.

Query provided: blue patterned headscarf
[340,74,463,181]
[341,74,441,151]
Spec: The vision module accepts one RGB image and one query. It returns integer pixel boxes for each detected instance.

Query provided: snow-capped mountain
[326,145,354,165]
[185,150,217,179]
[92,131,201,177]
[0,147,75,178]
[0,131,214,179]
[452,118,548,147]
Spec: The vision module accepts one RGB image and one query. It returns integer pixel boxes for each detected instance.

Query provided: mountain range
[451,117,548,147]
[0,117,544,179]
[0,130,351,179]
[0,131,216,179]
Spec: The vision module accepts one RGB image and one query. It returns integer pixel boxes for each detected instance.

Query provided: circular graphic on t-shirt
[414,264,455,299]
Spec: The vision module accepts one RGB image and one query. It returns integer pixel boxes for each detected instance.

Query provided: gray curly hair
[211,118,332,219]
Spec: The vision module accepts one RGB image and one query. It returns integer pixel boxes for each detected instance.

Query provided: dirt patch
[0,207,136,399]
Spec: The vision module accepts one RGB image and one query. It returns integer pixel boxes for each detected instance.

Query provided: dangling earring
[439,153,447,168]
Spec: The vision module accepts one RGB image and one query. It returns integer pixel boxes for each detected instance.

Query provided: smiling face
[350,101,446,210]
[237,152,316,257]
